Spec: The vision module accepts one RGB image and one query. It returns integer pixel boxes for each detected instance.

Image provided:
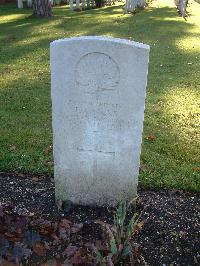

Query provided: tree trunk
[32,0,52,17]
[179,0,187,17]
[125,0,137,13]
[137,0,146,8]
[174,0,187,17]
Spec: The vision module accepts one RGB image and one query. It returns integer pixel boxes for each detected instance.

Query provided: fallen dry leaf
[139,164,146,173]
[147,134,156,141]
[59,227,69,241]
[135,221,145,234]
[35,188,49,193]
[33,242,47,256]
[0,259,18,266]
[118,243,124,253]
[94,240,109,252]
[62,243,78,257]
[106,254,114,266]
[71,223,83,234]
[60,219,71,229]
[179,231,187,237]
[38,221,54,236]
[46,160,54,166]
[44,145,53,155]
[9,145,16,151]
[32,177,39,182]
[70,250,85,265]
[193,167,200,171]
[41,259,66,266]
[63,259,73,266]
[133,244,141,258]
[4,232,19,242]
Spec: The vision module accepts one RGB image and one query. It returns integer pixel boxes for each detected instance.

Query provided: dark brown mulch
[0,172,199,265]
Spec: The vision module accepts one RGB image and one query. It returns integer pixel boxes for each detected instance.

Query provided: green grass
[0,1,199,191]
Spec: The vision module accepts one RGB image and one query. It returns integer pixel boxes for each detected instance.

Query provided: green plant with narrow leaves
[95,201,144,265]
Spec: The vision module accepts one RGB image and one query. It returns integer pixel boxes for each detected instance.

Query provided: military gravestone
[50,36,149,206]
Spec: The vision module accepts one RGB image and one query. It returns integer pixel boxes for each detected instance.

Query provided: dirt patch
[0,172,199,265]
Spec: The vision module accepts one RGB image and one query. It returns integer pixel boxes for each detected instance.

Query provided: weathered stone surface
[50,36,150,206]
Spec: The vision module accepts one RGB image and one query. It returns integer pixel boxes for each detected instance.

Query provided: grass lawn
[0,0,199,192]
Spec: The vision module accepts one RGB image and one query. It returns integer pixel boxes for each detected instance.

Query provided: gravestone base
[55,169,138,206]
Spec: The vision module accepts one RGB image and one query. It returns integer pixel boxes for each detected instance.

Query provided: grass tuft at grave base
[0,0,199,192]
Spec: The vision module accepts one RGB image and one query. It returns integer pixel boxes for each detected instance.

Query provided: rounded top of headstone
[50,36,150,51]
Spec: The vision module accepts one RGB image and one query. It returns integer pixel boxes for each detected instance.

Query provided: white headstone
[50,36,150,206]
[18,0,23,8]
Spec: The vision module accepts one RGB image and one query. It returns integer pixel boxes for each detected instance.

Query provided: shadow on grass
[0,4,198,61]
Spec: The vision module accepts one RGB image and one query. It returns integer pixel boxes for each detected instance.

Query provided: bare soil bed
[0,172,199,265]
